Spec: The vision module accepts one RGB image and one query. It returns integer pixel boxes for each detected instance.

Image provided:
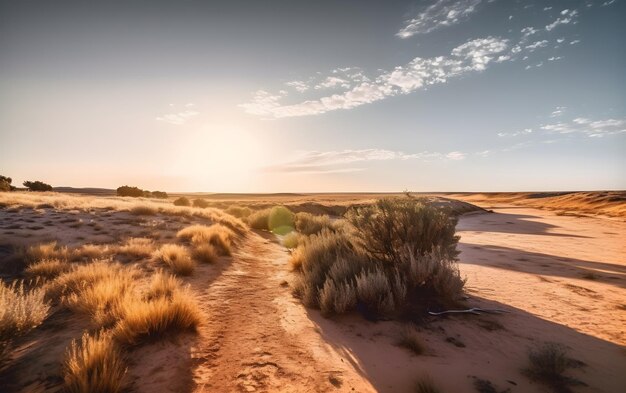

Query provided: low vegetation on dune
[173,196,191,206]
[294,212,334,235]
[290,197,465,318]
[0,280,50,350]
[27,240,69,262]
[524,342,586,393]
[26,258,71,279]
[176,224,235,256]
[414,375,442,393]
[117,237,155,259]
[129,204,158,216]
[154,244,195,276]
[397,325,426,355]
[225,205,252,219]
[247,205,295,234]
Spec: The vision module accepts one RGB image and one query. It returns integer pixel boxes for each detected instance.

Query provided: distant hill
[53,187,116,196]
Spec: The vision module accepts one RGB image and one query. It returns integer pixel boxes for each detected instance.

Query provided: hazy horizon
[1,0,625,192]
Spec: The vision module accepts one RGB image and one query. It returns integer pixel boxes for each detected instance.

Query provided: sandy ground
[1,196,625,392]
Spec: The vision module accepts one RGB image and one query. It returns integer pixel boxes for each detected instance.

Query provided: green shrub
[23,180,53,192]
[173,197,191,207]
[268,206,295,235]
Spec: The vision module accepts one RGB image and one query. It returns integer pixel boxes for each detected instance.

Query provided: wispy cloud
[240,37,508,118]
[264,148,467,174]
[541,118,626,137]
[156,105,199,125]
[396,0,483,38]
[286,80,309,92]
[550,106,566,117]
[545,9,578,31]
[498,128,533,137]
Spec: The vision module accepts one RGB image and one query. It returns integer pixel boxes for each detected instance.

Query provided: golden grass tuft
[192,243,218,264]
[113,290,201,346]
[25,258,71,279]
[282,231,300,249]
[145,270,182,300]
[225,205,252,219]
[63,331,126,393]
[71,244,112,261]
[129,204,158,215]
[397,325,425,355]
[117,237,155,259]
[27,241,69,261]
[0,280,50,342]
[177,224,235,256]
[46,260,136,299]
[154,244,195,276]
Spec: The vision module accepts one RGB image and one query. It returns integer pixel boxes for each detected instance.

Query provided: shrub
[192,198,209,208]
[116,186,144,198]
[247,208,271,230]
[524,342,585,392]
[0,178,11,192]
[145,271,181,300]
[319,279,357,316]
[268,206,295,234]
[0,280,50,342]
[26,259,71,279]
[355,268,396,317]
[154,244,195,276]
[151,191,168,199]
[346,198,459,264]
[177,224,235,256]
[225,205,252,219]
[113,290,201,346]
[27,241,69,261]
[295,212,333,235]
[23,180,53,192]
[192,244,218,264]
[46,260,136,299]
[282,231,301,249]
[173,197,190,206]
[414,375,441,393]
[397,325,425,355]
[63,331,126,393]
[130,205,158,215]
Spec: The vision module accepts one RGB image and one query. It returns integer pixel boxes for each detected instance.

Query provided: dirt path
[188,232,374,393]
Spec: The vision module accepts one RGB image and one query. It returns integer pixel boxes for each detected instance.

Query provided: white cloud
[541,118,626,137]
[498,128,533,137]
[570,39,581,45]
[156,109,199,125]
[396,0,482,38]
[544,7,553,11]
[521,26,538,41]
[526,40,549,51]
[241,37,508,118]
[315,76,350,90]
[265,148,467,173]
[545,9,578,31]
[550,106,566,117]
[286,80,309,92]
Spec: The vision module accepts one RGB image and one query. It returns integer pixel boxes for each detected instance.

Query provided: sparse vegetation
[117,237,155,259]
[414,375,442,393]
[27,241,69,261]
[192,243,218,263]
[173,197,191,206]
[63,331,126,393]
[268,206,295,234]
[23,180,53,192]
[225,205,252,219]
[193,198,210,208]
[130,204,158,215]
[177,224,235,256]
[282,231,301,249]
[26,258,71,279]
[397,325,425,355]
[524,342,586,393]
[294,212,333,235]
[247,207,271,230]
[154,244,195,275]
[0,175,15,192]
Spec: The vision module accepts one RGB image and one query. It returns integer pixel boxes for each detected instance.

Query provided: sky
[0,0,624,192]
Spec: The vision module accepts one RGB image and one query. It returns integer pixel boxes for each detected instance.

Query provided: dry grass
[0,280,50,342]
[145,270,181,300]
[524,342,586,393]
[154,244,195,276]
[130,204,158,216]
[117,237,155,259]
[113,290,201,346]
[192,244,218,264]
[25,258,71,279]
[294,212,333,235]
[247,208,271,230]
[46,260,136,298]
[27,241,69,261]
[397,325,425,355]
[282,231,301,249]
[71,244,112,261]
[63,331,126,393]
[177,224,235,256]
[225,205,252,219]
[414,375,441,393]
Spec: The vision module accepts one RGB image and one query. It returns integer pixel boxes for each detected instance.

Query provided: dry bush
[192,244,218,264]
[414,375,441,393]
[225,205,252,219]
[247,208,271,230]
[177,224,235,256]
[282,231,301,249]
[192,198,209,208]
[524,342,585,393]
[398,325,425,355]
[113,290,201,346]
[46,260,136,299]
[319,278,357,316]
[346,198,460,263]
[130,204,158,216]
[0,280,50,342]
[25,258,71,279]
[154,244,195,276]
[27,241,69,261]
[295,212,333,235]
[173,197,190,207]
[63,331,126,393]
[355,268,396,317]
[145,270,181,300]
[71,244,112,261]
[117,237,155,259]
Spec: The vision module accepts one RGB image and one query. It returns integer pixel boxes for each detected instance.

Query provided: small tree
[0,175,12,192]
[23,180,53,192]
[116,186,144,197]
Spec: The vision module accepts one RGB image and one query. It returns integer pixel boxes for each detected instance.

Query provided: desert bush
[0,176,11,192]
[225,205,252,219]
[117,237,155,259]
[154,244,195,276]
[27,241,69,261]
[130,205,157,215]
[282,231,301,249]
[63,331,126,393]
[247,208,271,230]
[355,268,396,317]
[113,290,201,346]
[524,342,585,392]
[346,198,459,264]
[192,244,218,264]
[116,185,144,197]
[414,375,441,393]
[173,197,190,207]
[26,259,71,279]
[318,278,357,316]
[295,212,333,235]
[145,271,181,300]
[151,191,168,199]
[23,180,53,192]
[192,198,209,208]
[398,325,425,355]
[268,206,295,234]
[177,224,235,256]
[0,280,50,342]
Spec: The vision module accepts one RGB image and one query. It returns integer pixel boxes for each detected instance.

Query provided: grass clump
[117,237,155,259]
[27,241,69,261]
[294,212,333,235]
[247,208,271,230]
[192,198,209,208]
[414,375,442,393]
[290,197,465,319]
[26,258,71,279]
[268,206,295,234]
[192,244,218,264]
[173,197,190,207]
[154,244,195,276]
[129,204,158,216]
[225,205,252,219]
[397,325,425,355]
[0,280,50,342]
[63,331,126,393]
[524,342,586,393]
[282,231,301,249]
[71,244,112,261]
[177,224,235,256]
[145,270,181,300]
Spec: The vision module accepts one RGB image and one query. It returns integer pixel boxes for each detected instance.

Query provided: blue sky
[1,0,624,192]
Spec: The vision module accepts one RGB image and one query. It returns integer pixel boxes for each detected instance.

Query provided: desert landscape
[0,190,624,393]
[2,0,625,392]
